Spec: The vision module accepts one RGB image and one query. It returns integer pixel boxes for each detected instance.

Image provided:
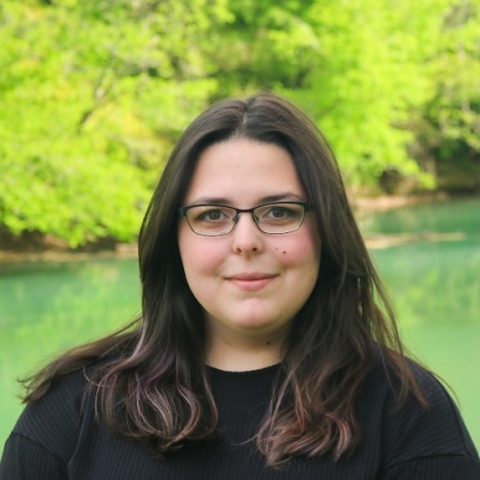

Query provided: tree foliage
[1,0,479,246]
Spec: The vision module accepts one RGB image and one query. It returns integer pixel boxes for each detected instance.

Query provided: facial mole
[266,341,272,345]
[283,251,287,254]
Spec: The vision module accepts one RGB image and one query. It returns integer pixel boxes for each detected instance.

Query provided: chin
[230,314,290,334]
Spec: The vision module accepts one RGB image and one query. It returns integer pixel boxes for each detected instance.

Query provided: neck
[205,327,284,372]
[206,343,281,371]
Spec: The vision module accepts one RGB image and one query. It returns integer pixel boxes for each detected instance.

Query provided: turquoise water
[0,197,479,454]
[363,197,480,448]
[0,257,141,453]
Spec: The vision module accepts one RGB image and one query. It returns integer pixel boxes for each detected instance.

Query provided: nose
[231,212,264,254]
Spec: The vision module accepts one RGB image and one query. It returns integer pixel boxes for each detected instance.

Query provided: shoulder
[360,354,479,471]
[12,367,92,464]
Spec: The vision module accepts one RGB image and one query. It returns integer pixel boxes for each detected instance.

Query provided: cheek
[179,231,223,277]
[274,228,321,268]
[274,246,289,256]
[197,248,224,276]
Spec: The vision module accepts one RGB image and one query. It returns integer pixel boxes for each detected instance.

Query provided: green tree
[215,0,479,189]
[415,0,480,190]
[1,0,479,248]
[0,0,231,246]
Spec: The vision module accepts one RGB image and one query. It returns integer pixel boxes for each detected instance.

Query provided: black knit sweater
[1,361,479,479]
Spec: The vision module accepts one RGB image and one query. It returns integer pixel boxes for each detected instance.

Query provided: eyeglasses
[178,202,313,237]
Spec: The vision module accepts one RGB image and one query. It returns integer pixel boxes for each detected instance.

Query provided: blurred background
[0,0,479,454]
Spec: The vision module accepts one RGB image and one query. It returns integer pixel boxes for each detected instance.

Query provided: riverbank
[0,242,138,264]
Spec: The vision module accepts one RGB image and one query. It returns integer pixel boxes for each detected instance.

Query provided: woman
[1,92,479,479]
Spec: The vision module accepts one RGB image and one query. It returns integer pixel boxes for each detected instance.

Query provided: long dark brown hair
[22,92,425,466]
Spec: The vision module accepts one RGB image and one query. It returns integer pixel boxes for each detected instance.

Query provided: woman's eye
[197,209,230,222]
[265,207,291,219]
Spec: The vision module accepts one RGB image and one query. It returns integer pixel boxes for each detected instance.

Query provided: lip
[225,273,277,291]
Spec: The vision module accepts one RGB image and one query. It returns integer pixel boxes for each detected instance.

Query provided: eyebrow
[188,192,306,206]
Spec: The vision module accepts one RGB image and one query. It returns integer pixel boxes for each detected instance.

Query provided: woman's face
[178,138,321,348]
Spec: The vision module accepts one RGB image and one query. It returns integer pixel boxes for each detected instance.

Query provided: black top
[1,361,479,479]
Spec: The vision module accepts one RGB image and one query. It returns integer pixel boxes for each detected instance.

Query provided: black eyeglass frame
[178,201,313,236]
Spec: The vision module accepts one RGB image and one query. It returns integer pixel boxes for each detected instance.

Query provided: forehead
[183,139,306,206]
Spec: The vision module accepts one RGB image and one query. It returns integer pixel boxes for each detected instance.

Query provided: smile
[226,274,278,291]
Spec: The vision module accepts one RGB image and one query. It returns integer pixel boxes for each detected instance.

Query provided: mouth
[226,273,278,291]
